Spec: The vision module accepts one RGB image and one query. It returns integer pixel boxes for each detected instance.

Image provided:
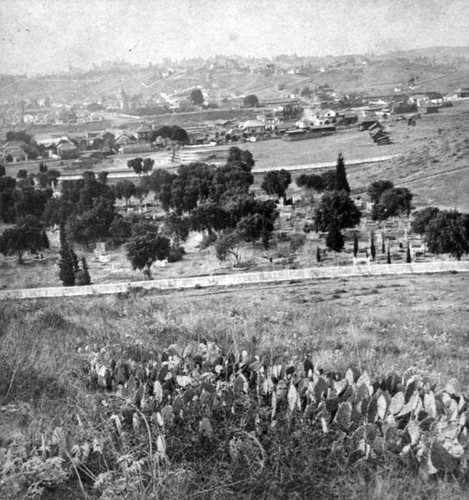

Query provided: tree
[321,170,336,191]
[108,215,133,246]
[406,245,412,263]
[334,153,350,193]
[0,164,5,177]
[261,170,292,201]
[325,223,344,252]
[215,232,243,266]
[243,95,259,108]
[97,171,109,184]
[372,187,413,221]
[368,180,394,204]
[127,157,144,176]
[370,232,376,261]
[353,233,359,257]
[387,246,392,264]
[314,191,361,232]
[142,158,154,175]
[316,246,321,263]
[296,173,324,192]
[58,239,78,287]
[412,207,440,235]
[114,180,136,207]
[424,210,469,261]
[227,147,255,169]
[17,169,28,179]
[126,222,171,278]
[0,215,47,263]
[301,87,312,98]
[190,88,204,105]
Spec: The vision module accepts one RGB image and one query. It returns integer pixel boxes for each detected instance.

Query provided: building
[0,141,28,162]
[455,88,469,99]
[133,125,153,142]
[418,104,439,114]
[239,120,265,134]
[57,141,79,159]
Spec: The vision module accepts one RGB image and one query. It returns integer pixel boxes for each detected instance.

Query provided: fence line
[1,261,468,301]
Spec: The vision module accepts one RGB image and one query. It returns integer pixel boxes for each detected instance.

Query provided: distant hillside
[1,46,468,104]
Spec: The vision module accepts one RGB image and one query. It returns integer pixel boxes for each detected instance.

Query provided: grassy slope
[1,272,469,498]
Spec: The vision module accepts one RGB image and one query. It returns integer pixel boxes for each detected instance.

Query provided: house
[114,133,136,146]
[0,141,28,162]
[419,104,439,114]
[358,117,379,131]
[133,125,153,142]
[319,109,338,121]
[57,141,79,159]
[455,88,469,99]
[339,111,359,125]
[239,120,265,134]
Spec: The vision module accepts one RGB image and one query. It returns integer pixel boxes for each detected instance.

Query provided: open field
[1,272,469,499]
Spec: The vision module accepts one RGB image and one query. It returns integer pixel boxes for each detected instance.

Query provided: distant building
[239,120,265,134]
[57,142,79,159]
[455,88,469,99]
[418,104,439,114]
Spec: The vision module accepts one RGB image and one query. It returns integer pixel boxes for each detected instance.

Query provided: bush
[167,245,185,263]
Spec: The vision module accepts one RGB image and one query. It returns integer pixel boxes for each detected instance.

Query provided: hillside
[1,46,468,104]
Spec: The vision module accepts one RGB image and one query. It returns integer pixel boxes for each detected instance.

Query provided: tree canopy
[0,215,48,263]
[261,170,292,201]
[314,191,361,232]
[126,222,171,278]
[190,89,204,105]
[243,95,259,107]
[424,210,469,261]
[372,187,413,221]
[367,180,394,204]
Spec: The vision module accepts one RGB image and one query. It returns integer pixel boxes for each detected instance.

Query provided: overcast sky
[0,0,468,75]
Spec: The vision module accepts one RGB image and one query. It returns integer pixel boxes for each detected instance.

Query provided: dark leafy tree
[164,213,190,243]
[215,232,243,265]
[321,170,336,191]
[0,176,17,223]
[296,173,324,192]
[382,237,386,254]
[0,164,5,177]
[17,169,28,179]
[190,88,204,105]
[368,180,394,204]
[126,222,171,278]
[13,186,52,220]
[314,191,361,232]
[127,157,144,176]
[227,147,255,169]
[97,171,109,184]
[325,223,344,252]
[424,211,469,261]
[316,246,321,263]
[387,246,392,264]
[211,162,254,203]
[114,180,136,207]
[412,207,440,235]
[108,215,133,246]
[39,162,48,172]
[372,187,413,221]
[353,232,359,257]
[0,215,47,263]
[261,170,292,201]
[243,95,259,107]
[334,153,350,193]
[142,158,154,175]
[146,169,177,198]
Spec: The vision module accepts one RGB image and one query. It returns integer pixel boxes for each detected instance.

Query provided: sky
[0,0,468,75]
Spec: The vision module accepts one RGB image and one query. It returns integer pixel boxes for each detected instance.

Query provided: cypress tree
[382,237,386,254]
[370,231,376,261]
[326,223,344,252]
[316,246,321,263]
[59,240,76,287]
[387,246,391,264]
[353,232,359,257]
[406,245,412,263]
[334,153,350,193]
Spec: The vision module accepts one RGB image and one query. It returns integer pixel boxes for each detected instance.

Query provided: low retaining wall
[1,261,468,301]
